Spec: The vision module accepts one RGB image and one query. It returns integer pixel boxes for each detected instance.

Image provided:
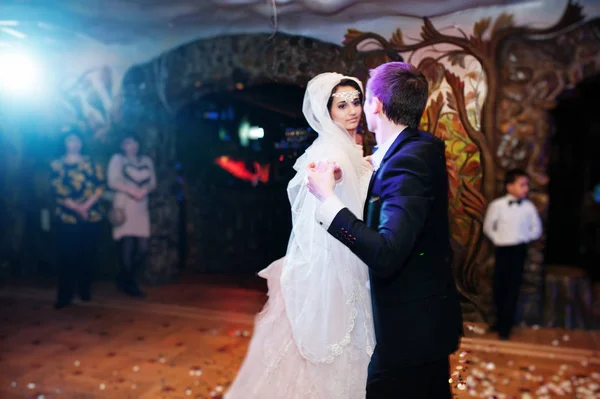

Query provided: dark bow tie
[508,199,523,206]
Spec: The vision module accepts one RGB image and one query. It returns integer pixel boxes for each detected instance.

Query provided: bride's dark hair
[327,78,364,111]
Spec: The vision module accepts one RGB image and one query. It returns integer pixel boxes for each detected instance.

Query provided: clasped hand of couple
[305,160,342,202]
[306,155,373,201]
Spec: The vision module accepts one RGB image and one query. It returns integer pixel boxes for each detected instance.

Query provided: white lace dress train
[224,257,373,399]
[226,72,375,399]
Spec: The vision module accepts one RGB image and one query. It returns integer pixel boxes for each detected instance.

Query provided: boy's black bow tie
[508,199,523,206]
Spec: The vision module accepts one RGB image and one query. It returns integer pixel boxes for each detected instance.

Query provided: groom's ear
[373,97,383,115]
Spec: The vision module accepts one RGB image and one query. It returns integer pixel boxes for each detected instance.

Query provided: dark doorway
[546,74,600,282]
[175,83,316,274]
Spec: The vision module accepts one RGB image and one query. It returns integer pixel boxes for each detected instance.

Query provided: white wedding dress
[225,74,376,399]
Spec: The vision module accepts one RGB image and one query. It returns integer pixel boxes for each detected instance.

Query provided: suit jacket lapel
[366,169,377,197]
[381,127,419,165]
[366,128,418,196]
[363,128,418,219]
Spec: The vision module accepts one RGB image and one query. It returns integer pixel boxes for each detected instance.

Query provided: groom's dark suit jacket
[328,128,463,373]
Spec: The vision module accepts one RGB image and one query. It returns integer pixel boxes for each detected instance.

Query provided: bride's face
[329,86,362,133]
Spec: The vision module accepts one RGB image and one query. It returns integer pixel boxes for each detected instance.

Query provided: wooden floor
[0,276,599,399]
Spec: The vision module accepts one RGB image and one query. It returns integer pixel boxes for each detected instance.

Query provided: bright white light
[238,119,250,147]
[0,52,40,95]
[248,127,264,139]
[239,120,265,146]
[0,27,26,39]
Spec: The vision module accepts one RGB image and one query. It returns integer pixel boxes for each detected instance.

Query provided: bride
[225,73,375,399]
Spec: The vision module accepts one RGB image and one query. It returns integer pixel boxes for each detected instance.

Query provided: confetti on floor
[0,282,598,399]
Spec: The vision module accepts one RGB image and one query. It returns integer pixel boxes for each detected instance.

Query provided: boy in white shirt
[483,169,542,340]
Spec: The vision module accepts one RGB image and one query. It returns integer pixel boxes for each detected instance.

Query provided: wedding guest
[50,128,105,309]
[483,168,542,339]
[107,131,156,297]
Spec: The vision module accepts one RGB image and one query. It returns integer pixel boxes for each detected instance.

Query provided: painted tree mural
[59,65,118,144]
[341,0,596,320]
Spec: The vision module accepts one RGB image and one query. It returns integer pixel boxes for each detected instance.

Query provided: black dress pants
[55,222,100,306]
[493,243,528,338]
[366,357,452,399]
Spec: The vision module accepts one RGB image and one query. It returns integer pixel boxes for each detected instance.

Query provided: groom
[307,62,463,398]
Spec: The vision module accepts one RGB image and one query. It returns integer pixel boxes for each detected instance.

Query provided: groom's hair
[368,62,428,129]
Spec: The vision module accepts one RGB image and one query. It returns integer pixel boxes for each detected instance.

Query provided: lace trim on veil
[300,290,374,364]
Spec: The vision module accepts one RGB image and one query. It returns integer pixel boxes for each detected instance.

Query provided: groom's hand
[306,161,337,201]
[333,164,343,182]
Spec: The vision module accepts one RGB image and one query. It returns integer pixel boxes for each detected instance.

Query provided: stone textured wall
[494,19,600,321]
[118,33,393,282]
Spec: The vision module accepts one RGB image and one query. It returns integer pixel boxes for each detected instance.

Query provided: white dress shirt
[316,130,404,230]
[370,131,402,171]
[482,194,543,247]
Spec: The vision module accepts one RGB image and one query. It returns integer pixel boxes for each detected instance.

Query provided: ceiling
[0,0,536,47]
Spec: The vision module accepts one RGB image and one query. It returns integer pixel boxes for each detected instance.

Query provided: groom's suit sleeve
[316,145,434,278]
